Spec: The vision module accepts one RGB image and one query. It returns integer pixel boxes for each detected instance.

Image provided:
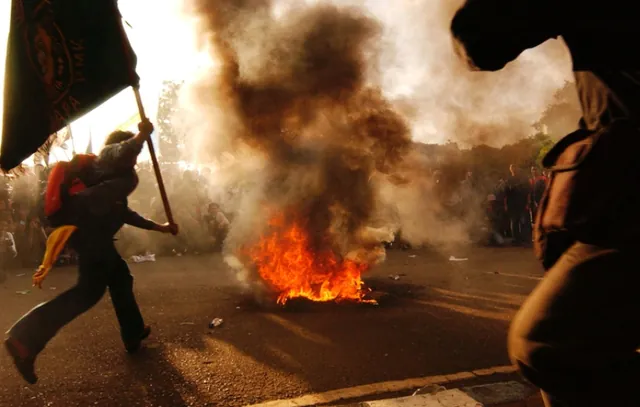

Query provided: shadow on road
[149,248,543,405]
[0,248,542,406]
[124,345,205,407]
[202,276,533,397]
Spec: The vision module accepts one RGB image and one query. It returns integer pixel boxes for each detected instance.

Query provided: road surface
[0,246,542,407]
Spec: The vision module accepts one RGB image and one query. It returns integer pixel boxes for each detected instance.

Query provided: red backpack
[44,154,97,218]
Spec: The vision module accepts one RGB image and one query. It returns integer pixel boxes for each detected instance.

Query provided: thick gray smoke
[175,0,577,286]
[369,0,575,146]
[180,0,415,291]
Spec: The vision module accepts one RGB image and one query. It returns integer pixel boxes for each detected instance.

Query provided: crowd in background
[0,162,231,281]
[0,155,550,281]
[432,164,550,247]
[0,165,48,278]
[119,163,231,258]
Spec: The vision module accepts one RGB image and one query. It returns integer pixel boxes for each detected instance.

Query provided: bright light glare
[0,0,206,163]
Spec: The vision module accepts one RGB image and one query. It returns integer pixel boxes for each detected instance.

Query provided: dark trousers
[508,210,531,243]
[0,257,8,283]
[508,242,640,407]
[73,176,138,217]
[7,242,145,355]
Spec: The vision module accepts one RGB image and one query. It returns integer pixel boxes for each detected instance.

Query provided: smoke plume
[176,0,577,290]
[182,0,414,289]
[366,0,575,146]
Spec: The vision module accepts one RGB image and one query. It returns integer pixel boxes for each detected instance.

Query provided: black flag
[1,0,139,171]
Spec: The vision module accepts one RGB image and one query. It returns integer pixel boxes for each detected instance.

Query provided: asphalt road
[0,246,543,407]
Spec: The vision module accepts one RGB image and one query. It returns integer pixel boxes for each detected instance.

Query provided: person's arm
[99,120,154,169]
[7,232,17,258]
[39,226,47,243]
[123,208,179,235]
[215,212,230,229]
[450,0,563,71]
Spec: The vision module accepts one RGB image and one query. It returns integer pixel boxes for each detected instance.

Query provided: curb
[364,389,481,406]
[351,382,537,407]
[245,366,534,407]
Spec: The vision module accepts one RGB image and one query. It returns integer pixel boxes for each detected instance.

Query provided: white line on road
[366,390,481,407]
[244,365,518,407]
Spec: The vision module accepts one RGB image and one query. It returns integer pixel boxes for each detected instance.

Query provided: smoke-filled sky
[0,0,577,160]
[188,0,577,147]
[0,0,204,156]
[171,0,579,270]
[363,0,575,145]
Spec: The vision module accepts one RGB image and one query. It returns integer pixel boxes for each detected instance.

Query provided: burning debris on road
[243,212,374,305]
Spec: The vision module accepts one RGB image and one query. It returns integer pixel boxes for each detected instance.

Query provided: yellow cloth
[33,226,78,289]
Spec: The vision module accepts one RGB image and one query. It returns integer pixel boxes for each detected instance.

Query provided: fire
[245,214,374,305]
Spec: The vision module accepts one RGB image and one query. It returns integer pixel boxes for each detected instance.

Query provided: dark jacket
[66,136,155,251]
[505,174,529,213]
[68,200,156,259]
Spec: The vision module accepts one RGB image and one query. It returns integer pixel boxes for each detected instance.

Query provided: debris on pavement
[130,253,156,263]
[449,256,469,262]
[389,274,401,281]
[16,290,30,295]
[367,291,387,303]
[180,322,196,326]
[15,273,26,277]
[209,318,224,329]
[413,384,446,396]
[408,255,417,258]
[49,287,57,290]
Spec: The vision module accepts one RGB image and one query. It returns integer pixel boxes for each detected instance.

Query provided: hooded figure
[452,2,640,406]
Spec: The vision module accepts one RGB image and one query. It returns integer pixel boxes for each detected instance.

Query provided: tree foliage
[156,81,184,163]
[413,132,556,188]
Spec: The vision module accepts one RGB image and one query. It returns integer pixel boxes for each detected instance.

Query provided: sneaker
[4,337,37,384]
[124,325,151,354]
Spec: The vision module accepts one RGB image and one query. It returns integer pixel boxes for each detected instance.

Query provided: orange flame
[245,214,373,305]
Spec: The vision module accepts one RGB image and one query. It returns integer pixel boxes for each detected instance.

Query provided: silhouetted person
[505,165,530,244]
[4,121,178,384]
[453,2,640,406]
[529,167,547,220]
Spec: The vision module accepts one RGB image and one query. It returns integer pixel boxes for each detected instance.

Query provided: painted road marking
[366,390,481,407]
[463,381,529,405]
[245,365,518,407]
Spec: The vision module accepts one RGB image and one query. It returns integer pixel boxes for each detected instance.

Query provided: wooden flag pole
[132,86,175,226]
[67,125,76,156]
[112,0,174,226]
[86,127,92,154]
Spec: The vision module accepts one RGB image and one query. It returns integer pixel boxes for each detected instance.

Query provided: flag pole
[132,86,175,226]
[67,125,76,156]
[113,0,174,227]
[86,127,93,154]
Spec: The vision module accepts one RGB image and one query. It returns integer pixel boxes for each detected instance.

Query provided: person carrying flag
[1,0,177,385]
[4,119,178,385]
